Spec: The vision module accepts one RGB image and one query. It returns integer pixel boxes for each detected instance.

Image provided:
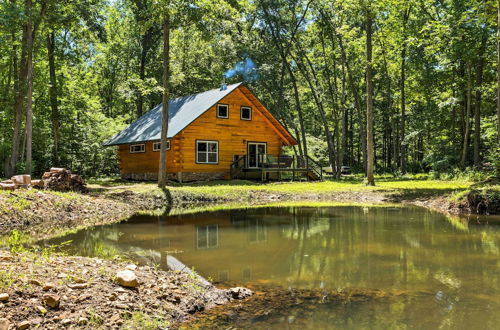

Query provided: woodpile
[42,168,87,192]
[0,168,87,193]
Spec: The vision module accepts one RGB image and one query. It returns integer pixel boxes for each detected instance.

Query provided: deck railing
[231,154,323,181]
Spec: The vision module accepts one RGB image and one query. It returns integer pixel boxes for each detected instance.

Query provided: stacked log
[0,168,87,192]
[42,168,87,192]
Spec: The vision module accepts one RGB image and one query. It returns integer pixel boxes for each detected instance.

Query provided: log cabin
[104,83,321,182]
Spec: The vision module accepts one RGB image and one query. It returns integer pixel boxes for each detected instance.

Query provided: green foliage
[0,0,498,179]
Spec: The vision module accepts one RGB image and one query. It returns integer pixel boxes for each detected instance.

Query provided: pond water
[44,206,500,329]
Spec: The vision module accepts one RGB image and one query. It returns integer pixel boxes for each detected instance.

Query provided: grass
[88,176,473,200]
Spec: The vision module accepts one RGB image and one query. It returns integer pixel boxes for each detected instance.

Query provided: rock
[61,319,72,325]
[76,294,92,302]
[0,293,9,302]
[227,287,253,300]
[42,294,60,308]
[67,283,88,289]
[42,282,55,291]
[0,318,9,330]
[77,317,88,326]
[17,320,30,330]
[35,305,47,314]
[116,270,138,288]
[115,303,129,310]
[125,264,137,271]
[29,279,42,286]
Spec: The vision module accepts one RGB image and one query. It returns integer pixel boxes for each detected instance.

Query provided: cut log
[11,175,31,185]
[50,167,67,173]
[0,183,16,191]
[31,179,44,188]
[1,180,14,184]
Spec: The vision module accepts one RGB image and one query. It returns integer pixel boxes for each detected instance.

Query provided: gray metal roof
[104,82,243,146]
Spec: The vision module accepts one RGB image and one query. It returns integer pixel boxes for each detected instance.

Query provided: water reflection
[44,206,500,329]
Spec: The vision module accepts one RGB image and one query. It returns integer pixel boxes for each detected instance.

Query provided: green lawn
[88,176,474,201]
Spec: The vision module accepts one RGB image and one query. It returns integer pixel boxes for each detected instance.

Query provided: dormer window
[217,104,229,118]
[241,106,252,120]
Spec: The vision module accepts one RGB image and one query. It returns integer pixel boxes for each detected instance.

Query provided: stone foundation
[121,172,227,182]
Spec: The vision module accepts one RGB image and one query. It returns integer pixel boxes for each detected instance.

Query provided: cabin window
[196,140,218,164]
[129,144,145,153]
[216,104,229,118]
[240,106,252,120]
[197,224,218,249]
[153,140,170,151]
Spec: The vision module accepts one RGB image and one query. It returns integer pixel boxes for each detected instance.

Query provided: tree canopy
[0,0,499,178]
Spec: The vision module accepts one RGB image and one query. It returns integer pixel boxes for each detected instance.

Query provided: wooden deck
[230,155,323,181]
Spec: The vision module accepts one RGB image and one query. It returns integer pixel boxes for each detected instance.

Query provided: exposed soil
[0,251,252,329]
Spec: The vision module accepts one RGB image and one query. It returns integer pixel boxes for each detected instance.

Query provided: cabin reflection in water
[62,207,321,284]
[154,208,300,284]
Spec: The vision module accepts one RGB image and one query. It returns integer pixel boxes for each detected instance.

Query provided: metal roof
[103,82,243,146]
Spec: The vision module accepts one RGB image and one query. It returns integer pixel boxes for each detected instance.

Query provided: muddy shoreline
[0,251,251,329]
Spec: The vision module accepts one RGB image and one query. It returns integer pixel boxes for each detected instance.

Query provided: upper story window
[129,144,145,153]
[241,106,252,120]
[196,140,218,164]
[153,140,170,151]
[217,104,229,118]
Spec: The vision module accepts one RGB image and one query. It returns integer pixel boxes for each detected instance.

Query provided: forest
[1,0,499,180]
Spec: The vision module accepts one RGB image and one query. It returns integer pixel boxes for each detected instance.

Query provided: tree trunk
[400,6,411,174]
[137,45,147,118]
[474,33,487,168]
[158,14,170,188]
[498,0,500,145]
[461,62,472,168]
[366,10,375,186]
[47,31,60,166]
[6,16,30,177]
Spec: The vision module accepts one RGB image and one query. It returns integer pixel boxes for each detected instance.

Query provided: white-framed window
[153,140,170,151]
[240,106,252,120]
[196,140,218,164]
[217,104,229,118]
[197,224,218,249]
[129,144,145,153]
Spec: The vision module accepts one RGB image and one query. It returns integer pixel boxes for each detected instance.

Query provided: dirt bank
[0,251,251,329]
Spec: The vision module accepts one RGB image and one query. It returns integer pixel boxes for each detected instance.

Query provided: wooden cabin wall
[177,88,283,174]
[117,87,286,180]
[118,139,180,176]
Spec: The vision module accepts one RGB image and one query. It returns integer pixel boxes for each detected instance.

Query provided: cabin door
[247,142,267,168]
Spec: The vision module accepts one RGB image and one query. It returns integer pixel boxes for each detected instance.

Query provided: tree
[158,11,170,188]
[365,4,375,186]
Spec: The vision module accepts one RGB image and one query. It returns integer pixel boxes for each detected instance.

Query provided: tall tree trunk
[461,62,472,168]
[498,0,500,146]
[474,33,487,168]
[25,0,40,175]
[137,45,147,118]
[6,16,30,177]
[158,14,170,188]
[47,31,60,166]
[366,10,375,186]
[400,6,411,174]
[400,45,407,174]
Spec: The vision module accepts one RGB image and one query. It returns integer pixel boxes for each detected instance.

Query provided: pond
[44,206,500,329]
